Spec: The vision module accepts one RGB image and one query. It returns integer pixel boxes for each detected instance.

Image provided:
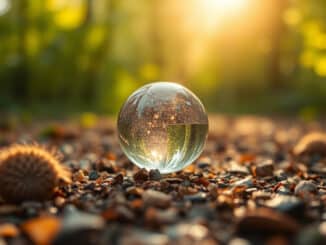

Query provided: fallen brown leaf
[0,223,19,237]
[22,216,61,245]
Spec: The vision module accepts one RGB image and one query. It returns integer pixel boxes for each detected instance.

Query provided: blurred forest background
[0,0,326,118]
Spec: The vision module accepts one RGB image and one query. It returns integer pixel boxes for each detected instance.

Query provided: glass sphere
[117,82,208,174]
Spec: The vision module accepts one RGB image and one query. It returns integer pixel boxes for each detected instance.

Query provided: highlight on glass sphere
[117,82,209,174]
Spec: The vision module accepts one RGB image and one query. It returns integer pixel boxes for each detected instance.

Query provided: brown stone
[236,208,300,234]
[294,180,317,197]
[143,190,172,208]
[294,132,326,156]
[133,168,149,183]
[253,161,274,177]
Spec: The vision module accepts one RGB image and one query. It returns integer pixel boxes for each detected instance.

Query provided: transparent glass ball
[117,82,208,174]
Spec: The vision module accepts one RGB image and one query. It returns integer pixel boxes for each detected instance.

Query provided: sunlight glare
[190,0,249,34]
[151,150,163,163]
[202,0,248,15]
[0,0,10,16]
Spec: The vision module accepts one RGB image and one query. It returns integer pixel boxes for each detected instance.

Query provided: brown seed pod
[0,144,71,203]
[293,132,326,156]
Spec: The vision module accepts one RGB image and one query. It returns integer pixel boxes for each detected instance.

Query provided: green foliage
[0,0,326,115]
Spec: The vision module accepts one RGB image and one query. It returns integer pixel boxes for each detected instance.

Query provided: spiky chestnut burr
[0,145,71,203]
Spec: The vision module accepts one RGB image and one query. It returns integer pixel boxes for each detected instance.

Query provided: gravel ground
[0,115,325,245]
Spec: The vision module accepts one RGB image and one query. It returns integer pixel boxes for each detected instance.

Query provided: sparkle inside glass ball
[117,82,208,174]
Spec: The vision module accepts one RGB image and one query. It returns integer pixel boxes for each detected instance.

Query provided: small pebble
[149,169,161,181]
[120,229,168,245]
[294,180,317,197]
[207,183,218,199]
[145,207,177,224]
[253,161,274,177]
[96,158,116,173]
[184,192,207,203]
[264,195,304,218]
[229,238,251,245]
[54,206,105,245]
[294,132,326,156]
[232,176,254,188]
[166,223,209,241]
[112,174,124,185]
[66,206,104,231]
[295,223,326,245]
[54,197,66,207]
[74,170,86,182]
[143,190,171,208]
[236,208,300,234]
[133,168,149,183]
[89,170,99,180]
[126,186,144,196]
[115,206,135,221]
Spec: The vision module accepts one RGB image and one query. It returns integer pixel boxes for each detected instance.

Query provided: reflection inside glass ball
[117,82,208,174]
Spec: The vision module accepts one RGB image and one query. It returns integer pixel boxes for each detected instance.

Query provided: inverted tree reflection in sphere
[117,82,208,174]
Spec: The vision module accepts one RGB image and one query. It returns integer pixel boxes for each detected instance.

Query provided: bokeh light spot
[0,0,10,16]
[314,57,326,77]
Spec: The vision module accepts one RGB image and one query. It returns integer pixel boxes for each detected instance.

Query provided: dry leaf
[0,223,19,237]
[22,216,61,245]
[239,154,256,164]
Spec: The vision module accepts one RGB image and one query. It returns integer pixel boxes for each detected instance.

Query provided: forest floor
[0,115,325,245]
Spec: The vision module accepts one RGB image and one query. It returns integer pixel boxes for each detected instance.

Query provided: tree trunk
[149,0,164,73]
[13,0,29,102]
[268,0,288,90]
